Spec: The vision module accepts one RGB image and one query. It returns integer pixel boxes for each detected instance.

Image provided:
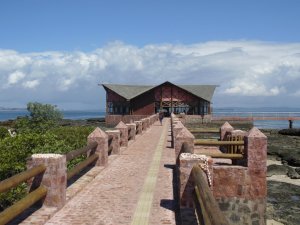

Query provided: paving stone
[44,119,176,225]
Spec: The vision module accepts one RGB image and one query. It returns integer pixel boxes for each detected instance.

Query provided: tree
[15,102,63,133]
[27,102,63,123]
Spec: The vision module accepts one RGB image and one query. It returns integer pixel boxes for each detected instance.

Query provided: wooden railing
[108,136,113,155]
[194,139,244,146]
[194,139,244,159]
[66,142,98,181]
[0,114,159,224]
[192,165,229,225]
[189,128,219,134]
[224,135,244,154]
[0,165,47,224]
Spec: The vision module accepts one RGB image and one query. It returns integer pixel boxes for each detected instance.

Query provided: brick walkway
[44,119,177,225]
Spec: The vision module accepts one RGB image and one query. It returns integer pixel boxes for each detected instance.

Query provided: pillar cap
[32,153,63,159]
[106,130,120,134]
[174,121,184,129]
[115,121,127,129]
[88,127,108,138]
[176,127,195,139]
[247,127,267,138]
[221,121,234,129]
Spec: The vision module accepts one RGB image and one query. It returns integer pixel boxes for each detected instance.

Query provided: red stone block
[88,127,108,166]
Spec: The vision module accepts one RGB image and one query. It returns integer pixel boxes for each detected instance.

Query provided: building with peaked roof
[101,81,217,116]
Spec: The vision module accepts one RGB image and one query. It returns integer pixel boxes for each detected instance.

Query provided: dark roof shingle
[102,82,217,102]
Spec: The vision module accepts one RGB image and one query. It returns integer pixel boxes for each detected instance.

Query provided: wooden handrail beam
[192,166,229,225]
[194,140,244,146]
[0,186,47,225]
[67,154,98,180]
[189,128,219,133]
[203,153,244,159]
[66,142,98,162]
[0,165,46,194]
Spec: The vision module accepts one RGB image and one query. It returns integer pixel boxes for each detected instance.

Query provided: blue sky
[0,0,300,110]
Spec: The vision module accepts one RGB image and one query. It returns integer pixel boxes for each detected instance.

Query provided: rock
[266,130,300,167]
[295,168,300,175]
[267,164,288,177]
[267,164,300,179]
[287,168,300,179]
[278,128,300,136]
[267,181,300,225]
[59,118,105,127]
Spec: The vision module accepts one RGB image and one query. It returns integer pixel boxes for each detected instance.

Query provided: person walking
[159,111,164,125]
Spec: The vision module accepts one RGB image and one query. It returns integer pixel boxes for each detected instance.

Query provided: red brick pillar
[179,153,213,224]
[105,130,120,155]
[135,121,142,135]
[146,118,150,128]
[179,153,213,206]
[115,121,128,147]
[149,115,153,125]
[126,123,136,141]
[173,121,184,144]
[27,154,67,209]
[88,127,108,166]
[174,127,195,162]
[245,127,267,197]
[220,121,234,140]
[141,118,147,131]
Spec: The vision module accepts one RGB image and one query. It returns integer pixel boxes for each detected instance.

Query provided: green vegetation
[0,102,98,211]
[14,102,63,133]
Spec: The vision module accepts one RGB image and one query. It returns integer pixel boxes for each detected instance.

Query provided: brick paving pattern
[43,119,176,225]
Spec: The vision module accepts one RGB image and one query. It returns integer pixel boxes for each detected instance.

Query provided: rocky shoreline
[263,129,300,225]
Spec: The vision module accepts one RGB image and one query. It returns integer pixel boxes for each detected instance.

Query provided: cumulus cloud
[22,80,39,89]
[0,40,300,109]
[7,71,26,85]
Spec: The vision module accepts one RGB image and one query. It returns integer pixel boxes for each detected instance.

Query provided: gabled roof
[101,82,217,102]
[102,84,153,100]
[177,85,217,102]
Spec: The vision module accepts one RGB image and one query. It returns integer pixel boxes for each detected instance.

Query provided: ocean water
[213,107,300,129]
[0,110,105,121]
[0,108,300,129]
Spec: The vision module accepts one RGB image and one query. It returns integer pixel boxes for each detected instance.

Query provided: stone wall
[213,166,266,224]
[217,197,266,225]
[171,113,268,225]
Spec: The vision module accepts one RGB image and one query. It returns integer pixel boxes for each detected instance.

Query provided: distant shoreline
[0,108,26,111]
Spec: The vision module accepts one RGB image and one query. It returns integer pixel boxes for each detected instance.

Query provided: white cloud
[22,80,39,89]
[7,71,26,85]
[0,40,300,108]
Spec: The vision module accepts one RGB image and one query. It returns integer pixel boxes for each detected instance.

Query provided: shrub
[0,127,9,139]
[14,102,63,133]
[0,125,96,211]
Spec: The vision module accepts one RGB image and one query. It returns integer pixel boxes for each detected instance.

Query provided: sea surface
[0,110,106,121]
[1,107,300,129]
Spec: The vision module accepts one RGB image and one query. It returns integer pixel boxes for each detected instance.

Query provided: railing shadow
[163,164,181,225]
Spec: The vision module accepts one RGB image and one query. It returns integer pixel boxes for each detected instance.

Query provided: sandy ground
[267,219,284,225]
